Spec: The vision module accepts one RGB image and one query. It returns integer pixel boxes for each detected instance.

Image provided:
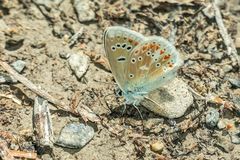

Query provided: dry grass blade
[213,0,240,66]
[0,60,69,111]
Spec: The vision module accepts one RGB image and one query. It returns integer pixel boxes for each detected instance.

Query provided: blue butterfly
[104,26,182,114]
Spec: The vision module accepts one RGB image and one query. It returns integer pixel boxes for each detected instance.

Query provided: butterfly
[104,26,183,110]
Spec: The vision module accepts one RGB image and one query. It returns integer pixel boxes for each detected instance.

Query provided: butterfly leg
[133,103,144,131]
[120,103,127,125]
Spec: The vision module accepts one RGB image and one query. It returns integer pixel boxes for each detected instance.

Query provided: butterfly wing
[125,36,183,93]
[104,26,144,90]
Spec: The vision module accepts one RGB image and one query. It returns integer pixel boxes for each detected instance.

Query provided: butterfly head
[123,89,147,105]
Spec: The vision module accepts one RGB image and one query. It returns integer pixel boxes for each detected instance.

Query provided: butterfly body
[104,26,182,106]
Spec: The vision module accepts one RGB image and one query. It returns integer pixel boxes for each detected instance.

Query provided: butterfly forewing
[104,26,144,90]
[126,37,182,92]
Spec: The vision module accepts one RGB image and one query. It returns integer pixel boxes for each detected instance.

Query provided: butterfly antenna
[121,103,127,116]
[120,103,127,125]
[143,96,160,107]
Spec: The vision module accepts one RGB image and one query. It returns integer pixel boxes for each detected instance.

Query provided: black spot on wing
[117,56,126,62]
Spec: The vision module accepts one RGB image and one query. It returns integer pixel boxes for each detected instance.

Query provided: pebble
[222,65,233,73]
[228,78,240,88]
[5,38,24,51]
[212,52,224,60]
[68,53,89,79]
[73,0,95,22]
[59,51,70,59]
[141,78,193,118]
[205,108,220,128]
[150,141,164,154]
[0,72,17,84]
[55,123,95,148]
[10,60,26,73]
[217,119,226,129]
[231,132,240,144]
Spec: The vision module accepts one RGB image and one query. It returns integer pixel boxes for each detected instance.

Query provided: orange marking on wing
[143,45,148,51]
[134,50,140,55]
[128,38,133,43]
[168,62,173,67]
[160,50,165,55]
[164,54,171,60]
[151,44,157,51]
[134,41,139,46]
[155,45,160,50]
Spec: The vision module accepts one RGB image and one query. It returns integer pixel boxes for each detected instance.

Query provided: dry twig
[0,60,100,122]
[0,60,69,111]
[213,0,240,66]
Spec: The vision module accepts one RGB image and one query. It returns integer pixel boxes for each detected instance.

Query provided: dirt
[0,0,240,159]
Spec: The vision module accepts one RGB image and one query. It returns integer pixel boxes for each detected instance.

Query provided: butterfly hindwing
[125,37,182,92]
[104,26,144,90]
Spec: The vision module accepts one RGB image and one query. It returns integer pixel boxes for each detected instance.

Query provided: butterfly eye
[156,63,161,67]
[151,54,155,57]
[126,45,132,51]
[116,43,121,48]
[131,58,136,63]
[146,51,151,56]
[138,56,142,61]
[111,46,116,51]
[154,58,158,62]
[129,74,134,78]
[122,43,126,48]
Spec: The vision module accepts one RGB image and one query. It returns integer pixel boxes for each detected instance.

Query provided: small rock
[228,78,240,88]
[230,132,240,144]
[212,52,223,60]
[59,51,70,59]
[222,65,233,73]
[217,119,226,129]
[73,0,95,22]
[5,38,24,51]
[0,72,17,84]
[232,96,240,116]
[141,78,193,118]
[10,60,26,73]
[206,108,219,128]
[55,123,94,148]
[150,141,164,154]
[68,53,89,79]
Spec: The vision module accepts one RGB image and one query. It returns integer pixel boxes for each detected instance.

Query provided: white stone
[141,78,193,118]
[68,53,89,79]
[74,0,95,22]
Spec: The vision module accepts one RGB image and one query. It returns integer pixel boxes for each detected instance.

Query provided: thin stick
[0,139,14,160]
[0,60,69,111]
[213,1,240,66]
[8,150,38,159]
